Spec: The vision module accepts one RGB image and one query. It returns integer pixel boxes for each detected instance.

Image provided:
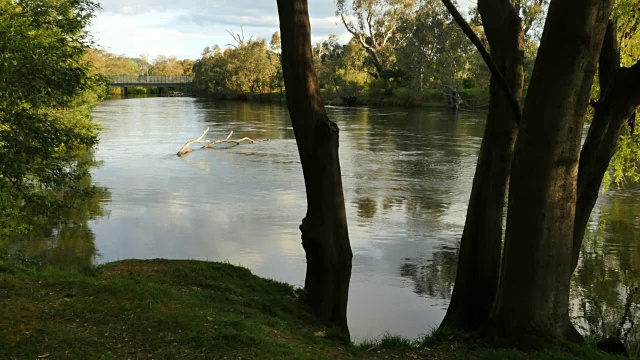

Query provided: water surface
[20,97,640,343]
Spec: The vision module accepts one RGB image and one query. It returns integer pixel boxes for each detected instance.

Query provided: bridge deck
[110,75,193,87]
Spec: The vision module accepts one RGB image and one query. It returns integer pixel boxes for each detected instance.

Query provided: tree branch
[177,127,210,155]
[572,28,640,273]
[381,29,394,47]
[341,14,373,51]
[340,14,359,36]
[599,20,621,96]
[340,13,384,78]
[366,11,377,48]
[440,0,522,124]
[177,130,267,156]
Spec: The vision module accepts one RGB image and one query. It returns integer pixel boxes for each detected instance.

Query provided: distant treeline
[189,0,542,106]
[90,0,543,106]
[86,50,196,95]
[87,50,195,78]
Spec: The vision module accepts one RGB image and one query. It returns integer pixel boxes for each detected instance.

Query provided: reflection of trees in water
[369,111,468,221]
[572,190,640,354]
[355,197,378,219]
[5,157,110,271]
[199,101,294,140]
[346,109,484,226]
[396,186,640,356]
[400,247,458,301]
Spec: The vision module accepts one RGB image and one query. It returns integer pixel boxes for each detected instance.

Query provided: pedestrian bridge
[110,75,193,87]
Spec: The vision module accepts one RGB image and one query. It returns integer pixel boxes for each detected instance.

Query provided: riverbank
[109,86,490,109]
[191,87,490,109]
[0,259,628,359]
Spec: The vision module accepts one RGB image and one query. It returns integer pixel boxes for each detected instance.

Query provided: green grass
[0,259,634,359]
[356,332,633,359]
[0,260,352,359]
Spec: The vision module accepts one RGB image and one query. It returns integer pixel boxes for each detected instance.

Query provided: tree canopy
[193,31,283,98]
[0,0,102,240]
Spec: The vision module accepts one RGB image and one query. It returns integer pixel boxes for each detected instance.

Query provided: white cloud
[90,0,473,60]
[90,0,347,59]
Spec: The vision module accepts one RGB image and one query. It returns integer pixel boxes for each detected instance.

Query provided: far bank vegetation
[88,0,544,108]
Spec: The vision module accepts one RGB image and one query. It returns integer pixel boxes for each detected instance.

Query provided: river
[18,97,640,345]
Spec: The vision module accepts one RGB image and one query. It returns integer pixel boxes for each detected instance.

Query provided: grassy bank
[0,259,630,359]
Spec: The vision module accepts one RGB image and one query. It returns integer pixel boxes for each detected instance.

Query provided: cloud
[91,0,346,59]
[90,0,473,60]
[98,0,336,17]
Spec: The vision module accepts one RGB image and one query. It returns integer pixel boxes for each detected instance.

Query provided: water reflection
[400,247,458,303]
[17,97,637,344]
[355,197,377,220]
[571,185,640,353]
[393,185,640,352]
[4,156,110,271]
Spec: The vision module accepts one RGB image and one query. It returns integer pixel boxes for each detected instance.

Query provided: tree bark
[486,0,613,348]
[276,0,353,336]
[440,0,523,332]
[571,21,640,274]
[565,22,640,342]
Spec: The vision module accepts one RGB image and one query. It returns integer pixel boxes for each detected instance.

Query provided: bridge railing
[110,75,193,84]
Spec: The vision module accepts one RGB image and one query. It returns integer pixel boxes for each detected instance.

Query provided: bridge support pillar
[120,87,128,98]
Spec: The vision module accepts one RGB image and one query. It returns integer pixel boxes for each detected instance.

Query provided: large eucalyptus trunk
[276,0,353,336]
[486,0,613,348]
[440,0,523,331]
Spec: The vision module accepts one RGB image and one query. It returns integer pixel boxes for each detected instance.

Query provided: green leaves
[611,126,640,187]
[0,0,102,241]
[607,2,640,187]
[194,33,283,96]
[614,0,640,67]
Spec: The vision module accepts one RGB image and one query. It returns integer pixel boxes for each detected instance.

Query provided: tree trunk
[276,0,353,336]
[440,0,523,332]
[486,0,612,348]
[367,50,384,80]
[571,21,640,274]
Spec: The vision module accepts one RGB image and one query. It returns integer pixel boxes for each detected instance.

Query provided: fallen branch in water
[177,128,267,156]
[202,131,258,149]
[177,128,211,155]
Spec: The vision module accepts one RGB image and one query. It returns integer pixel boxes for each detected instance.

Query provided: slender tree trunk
[486,0,612,348]
[276,0,353,336]
[440,0,523,332]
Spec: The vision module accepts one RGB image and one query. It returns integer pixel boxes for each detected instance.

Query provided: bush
[0,0,102,241]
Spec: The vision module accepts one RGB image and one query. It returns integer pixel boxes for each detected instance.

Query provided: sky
[90,0,473,61]
[90,0,350,60]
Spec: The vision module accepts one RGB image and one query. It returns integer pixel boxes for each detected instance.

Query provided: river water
[19,97,640,344]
